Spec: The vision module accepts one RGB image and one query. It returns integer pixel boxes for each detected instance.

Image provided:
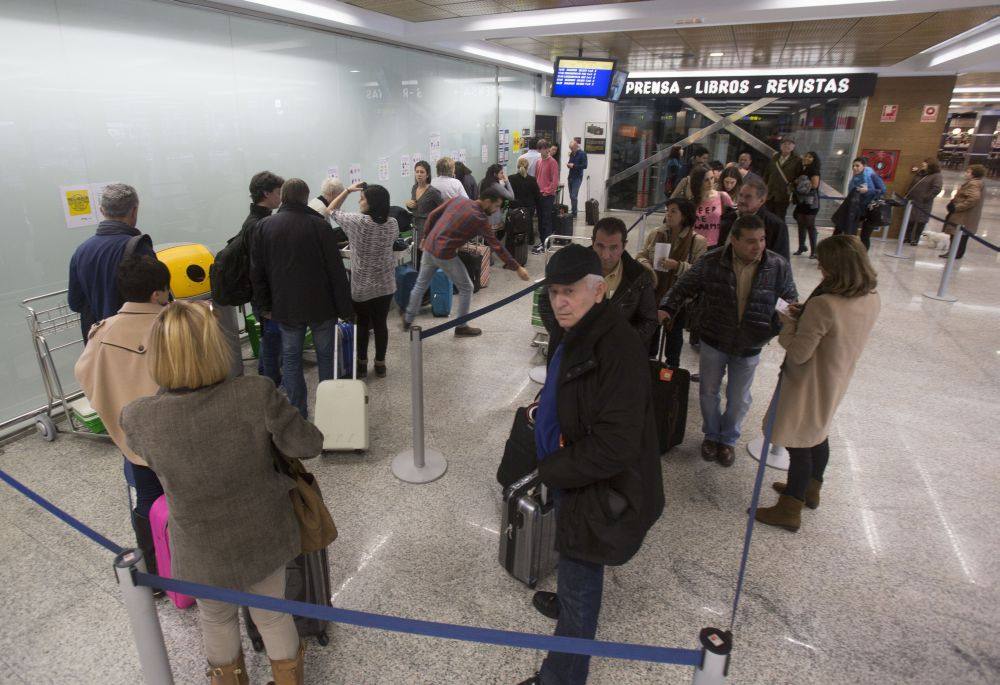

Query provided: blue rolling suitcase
[395,264,431,311]
[336,321,354,378]
[431,269,452,317]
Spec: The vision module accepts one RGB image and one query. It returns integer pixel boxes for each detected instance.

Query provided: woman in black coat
[904,158,943,245]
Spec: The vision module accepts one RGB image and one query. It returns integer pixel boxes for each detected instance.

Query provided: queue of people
[76,140,1000,684]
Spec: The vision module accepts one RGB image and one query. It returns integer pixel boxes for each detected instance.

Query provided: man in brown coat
[763,137,803,221]
[941,164,986,259]
[75,255,170,573]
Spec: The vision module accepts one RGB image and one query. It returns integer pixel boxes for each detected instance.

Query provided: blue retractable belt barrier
[729,375,782,629]
[420,281,541,339]
[135,572,702,666]
[962,230,1000,252]
[0,467,124,554]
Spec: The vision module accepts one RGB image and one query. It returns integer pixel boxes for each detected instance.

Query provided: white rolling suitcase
[314,322,369,452]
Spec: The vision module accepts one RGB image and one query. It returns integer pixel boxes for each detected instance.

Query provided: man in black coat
[719,175,791,261]
[251,178,353,418]
[242,170,284,386]
[659,215,798,468]
[520,245,664,685]
[538,217,658,354]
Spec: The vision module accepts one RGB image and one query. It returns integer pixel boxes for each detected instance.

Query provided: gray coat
[121,375,323,591]
[904,171,943,222]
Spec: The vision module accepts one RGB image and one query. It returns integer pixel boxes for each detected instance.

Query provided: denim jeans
[540,554,605,685]
[538,195,556,245]
[404,252,474,324]
[698,341,761,446]
[253,306,282,387]
[279,319,336,418]
[568,176,583,217]
[123,457,164,519]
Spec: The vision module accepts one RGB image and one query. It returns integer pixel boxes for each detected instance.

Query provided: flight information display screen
[551,58,617,98]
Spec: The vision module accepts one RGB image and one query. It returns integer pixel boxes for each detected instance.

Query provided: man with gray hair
[718,175,791,261]
[308,177,346,216]
[68,183,156,341]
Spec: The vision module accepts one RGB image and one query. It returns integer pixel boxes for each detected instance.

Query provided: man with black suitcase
[519,245,664,685]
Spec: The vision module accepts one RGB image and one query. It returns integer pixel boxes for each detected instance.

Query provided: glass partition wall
[608,96,865,224]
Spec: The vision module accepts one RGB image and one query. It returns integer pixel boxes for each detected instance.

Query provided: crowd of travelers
[63,131,988,682]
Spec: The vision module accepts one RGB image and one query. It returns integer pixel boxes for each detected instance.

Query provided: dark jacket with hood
[538,251,658,352]
[537,301,665,566]
[251,202,353,325]
[660,244,798,357]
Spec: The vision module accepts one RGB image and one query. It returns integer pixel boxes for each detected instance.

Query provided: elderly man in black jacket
[251,178,353,418]
[538,217,658,354]
[659,214,797,467]
[719,175,791,261]
[520,245,664,685]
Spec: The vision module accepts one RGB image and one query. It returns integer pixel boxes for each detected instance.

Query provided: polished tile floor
[1,171,998,684]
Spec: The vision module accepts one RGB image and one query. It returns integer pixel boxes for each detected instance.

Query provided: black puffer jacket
[537,301,665,566]
[660,245,798,356]
[539,251,658,351]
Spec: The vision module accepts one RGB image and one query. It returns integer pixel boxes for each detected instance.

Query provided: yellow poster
[60,184,98,229]
[65,189,91,216]
[513,130,522,152]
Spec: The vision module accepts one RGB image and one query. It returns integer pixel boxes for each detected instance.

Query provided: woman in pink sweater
[689,165,734,247]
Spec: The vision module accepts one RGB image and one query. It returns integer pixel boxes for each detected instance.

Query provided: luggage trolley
[528,234,592,384]
[21,290,111,442]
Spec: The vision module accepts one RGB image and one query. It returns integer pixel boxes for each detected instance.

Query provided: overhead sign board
[621,73,878,99]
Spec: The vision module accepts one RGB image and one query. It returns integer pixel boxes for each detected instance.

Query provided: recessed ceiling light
[950,97,1000,102]
[709,52,724,57]
[953,86,1000,93]
[349,69,360,73]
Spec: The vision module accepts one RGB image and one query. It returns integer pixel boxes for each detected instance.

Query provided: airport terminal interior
[1,0,999,683]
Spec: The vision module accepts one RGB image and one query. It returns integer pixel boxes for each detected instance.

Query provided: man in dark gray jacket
[659,215,798,467]
[538,217,658,353]
[251,178,353,417]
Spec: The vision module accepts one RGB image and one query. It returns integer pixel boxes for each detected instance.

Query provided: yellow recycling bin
[155,243,214,299]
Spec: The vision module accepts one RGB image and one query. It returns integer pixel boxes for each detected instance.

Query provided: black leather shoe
[717,444,736,467]
[517,674,541,685]
[793,248,807,255]
[532,591,559,620]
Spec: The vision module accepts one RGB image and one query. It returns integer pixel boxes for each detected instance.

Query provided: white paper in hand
[653,242,672,270]
[776,297,791,316]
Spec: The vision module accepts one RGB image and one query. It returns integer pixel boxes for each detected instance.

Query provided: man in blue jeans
[404,188,530,336]
[520,245,664,685]
[566,138,588,219]
[658,214,798,466]
[252,178,353,417]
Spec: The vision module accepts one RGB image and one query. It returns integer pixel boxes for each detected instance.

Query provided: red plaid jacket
[421,198,519,270]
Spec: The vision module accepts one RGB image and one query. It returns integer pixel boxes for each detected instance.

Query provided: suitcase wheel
[250,636,264,653]
[317,631,330,646]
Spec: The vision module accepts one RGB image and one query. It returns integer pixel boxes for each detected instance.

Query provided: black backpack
[209,229,253,306]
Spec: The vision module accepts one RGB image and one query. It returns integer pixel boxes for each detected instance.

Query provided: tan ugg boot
[754,495,804,532]
[205,651,249,685]
[267,641,305,685]
[771,478,822,509]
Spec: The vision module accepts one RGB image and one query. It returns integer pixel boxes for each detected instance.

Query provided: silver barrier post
[691,627,731,684]
[883,199,913,260]
[113,549,174,685]
[923,224,963,303]
[392,326,448,483]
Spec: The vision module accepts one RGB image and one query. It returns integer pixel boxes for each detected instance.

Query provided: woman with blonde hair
[121,300,323,684]
[755,235,880,532]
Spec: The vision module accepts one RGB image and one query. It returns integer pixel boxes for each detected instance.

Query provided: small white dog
[919,230,951,251]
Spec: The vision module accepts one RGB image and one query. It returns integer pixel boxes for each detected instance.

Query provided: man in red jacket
[532,140,560,255]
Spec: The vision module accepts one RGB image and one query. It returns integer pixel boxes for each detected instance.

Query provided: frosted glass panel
[0,0,546,425]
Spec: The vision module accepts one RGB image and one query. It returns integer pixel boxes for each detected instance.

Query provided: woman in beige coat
[941,164,986,260]
[74,255,169,576]
[755,235,880,532]
[121,300,323,684]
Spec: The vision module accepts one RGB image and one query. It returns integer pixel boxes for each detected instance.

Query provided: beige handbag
[276,451,338,554]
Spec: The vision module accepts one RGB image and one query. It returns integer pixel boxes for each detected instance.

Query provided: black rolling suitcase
[457,247,483,293]
[505,207,531,266]
[585,198,599,226]
[649,325,690,454]
[244,548,333,651]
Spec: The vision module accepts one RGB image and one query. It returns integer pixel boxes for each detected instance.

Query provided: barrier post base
[392,448,447,484]
[882,251,913,260]
[528,365,547,385]
[922,290,958,303]
[692,627,732,684]
[746,438,790,471]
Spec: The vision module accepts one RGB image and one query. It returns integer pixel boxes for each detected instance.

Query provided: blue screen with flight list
[552,58,616,98]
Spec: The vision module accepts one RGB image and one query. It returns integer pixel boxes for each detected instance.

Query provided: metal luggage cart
[21,290,110,442]
[530,234,594,354]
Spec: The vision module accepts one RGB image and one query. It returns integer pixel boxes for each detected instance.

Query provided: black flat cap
[543,243,603,285]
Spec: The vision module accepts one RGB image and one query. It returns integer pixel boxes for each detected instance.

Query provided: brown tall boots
[772,478,822,509]
[754,495,804,532]
[267,641,305,685]
[205,651,249,685]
